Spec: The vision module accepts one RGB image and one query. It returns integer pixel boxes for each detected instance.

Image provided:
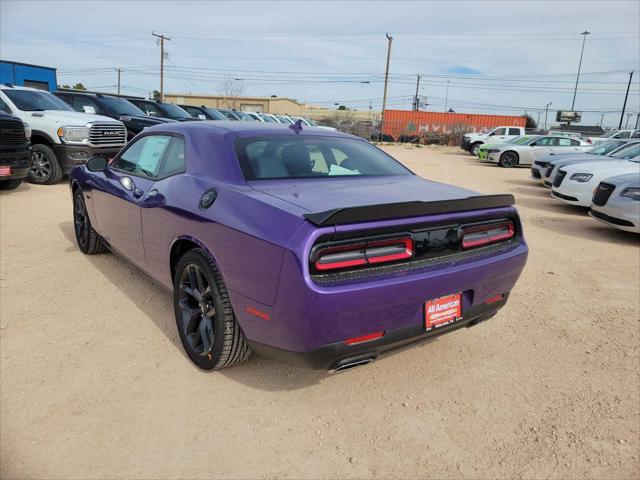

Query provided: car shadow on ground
[58,220,330,391]
[0,181,32,196]
[528,214,640,245]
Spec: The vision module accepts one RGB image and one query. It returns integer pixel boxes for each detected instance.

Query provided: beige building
[164,93,379,122]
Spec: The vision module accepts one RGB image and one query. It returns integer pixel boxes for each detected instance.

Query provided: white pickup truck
[586,129,638,145]
[0,85,126,185]
[461,126,526,156]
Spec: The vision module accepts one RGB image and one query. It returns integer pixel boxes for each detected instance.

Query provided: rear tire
[470,143,482,156]
[73,190,108,254]
[173,248,251,370]
[499,151,519,168]
[29,144,63,185]
[0,179,22,190]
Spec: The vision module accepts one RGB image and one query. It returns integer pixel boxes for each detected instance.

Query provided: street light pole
[413,74,421,111]
[618,70,634,129]
[571,30,590,111]
[444,80,450,112]
[380,33,393,140]
[544,102,552,131]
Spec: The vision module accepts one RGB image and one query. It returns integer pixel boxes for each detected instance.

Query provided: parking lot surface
[1,145,638,479]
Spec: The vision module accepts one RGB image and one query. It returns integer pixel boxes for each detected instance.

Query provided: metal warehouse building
[0,60,57,91]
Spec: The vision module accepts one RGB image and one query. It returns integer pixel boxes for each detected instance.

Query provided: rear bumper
[53,144,123,173]
[247,299,505,370]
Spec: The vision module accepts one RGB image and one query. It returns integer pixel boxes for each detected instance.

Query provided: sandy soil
[1,145,639,479]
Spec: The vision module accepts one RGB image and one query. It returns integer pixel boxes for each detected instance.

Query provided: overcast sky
[1,0,639,127]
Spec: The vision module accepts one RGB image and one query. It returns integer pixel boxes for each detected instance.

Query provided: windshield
[589,140,625,155]
[234,111,251,121]
[600,131,618,139]
[609,142,640,160]
[3,89,72,111]
[219,110,239,120]
[276,115,293,124]
[99,97,144,116]
[522,136,542,145]
[259,114,277,123]
[235,136,412,180]
[159,103,191,119]
[204,108,226,120]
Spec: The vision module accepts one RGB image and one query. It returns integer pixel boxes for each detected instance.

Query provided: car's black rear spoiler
[303,194,515,226]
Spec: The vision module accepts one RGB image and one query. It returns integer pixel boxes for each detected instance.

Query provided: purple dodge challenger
[69,121,528,371]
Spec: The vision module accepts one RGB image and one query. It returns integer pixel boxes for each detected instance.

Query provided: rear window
[235,136,412,180]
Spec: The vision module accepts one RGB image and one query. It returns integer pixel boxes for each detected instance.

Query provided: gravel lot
[1,145,638,479]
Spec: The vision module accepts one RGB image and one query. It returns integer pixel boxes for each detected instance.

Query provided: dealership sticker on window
[425,293,462,331]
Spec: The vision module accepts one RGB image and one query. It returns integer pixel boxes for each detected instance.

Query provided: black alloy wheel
[499,151,518,168]
[72,190,108,254]
[29,144,63,184]
[177,263,216,359]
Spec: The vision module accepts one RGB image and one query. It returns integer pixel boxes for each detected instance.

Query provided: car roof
[144,119,355,139]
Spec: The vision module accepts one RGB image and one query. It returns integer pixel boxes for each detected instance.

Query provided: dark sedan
[69,121,528,371]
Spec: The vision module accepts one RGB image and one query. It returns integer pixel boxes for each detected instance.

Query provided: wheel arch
[169,236,217,281]
[29,130,55,146]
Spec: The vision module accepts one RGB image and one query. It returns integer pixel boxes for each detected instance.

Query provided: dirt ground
[1,145,639,480]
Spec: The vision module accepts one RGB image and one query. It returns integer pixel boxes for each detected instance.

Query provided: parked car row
[0,85,335,188]
[461,126,640,233]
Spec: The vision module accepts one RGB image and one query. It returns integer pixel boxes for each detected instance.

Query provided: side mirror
[82,105,96,114]
[86,156,108,172]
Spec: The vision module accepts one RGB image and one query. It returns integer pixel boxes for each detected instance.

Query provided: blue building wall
[0,61,57,91]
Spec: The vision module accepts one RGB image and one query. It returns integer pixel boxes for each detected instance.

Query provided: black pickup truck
[54,91,177,140]
[0,111,31,190]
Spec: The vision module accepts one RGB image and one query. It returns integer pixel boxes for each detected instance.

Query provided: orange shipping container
[382,110,526,141]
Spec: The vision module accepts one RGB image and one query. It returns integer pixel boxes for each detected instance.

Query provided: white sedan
[487,136,590,168]
[590,172,640,233]
[551,144,640,207]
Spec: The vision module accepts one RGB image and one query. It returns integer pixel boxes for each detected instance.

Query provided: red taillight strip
[462,221,514,249]
[314,236,414,271]
[344,331,384,345]
[485,294,504,305]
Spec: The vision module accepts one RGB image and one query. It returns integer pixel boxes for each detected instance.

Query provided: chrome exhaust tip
[328,357,375,373]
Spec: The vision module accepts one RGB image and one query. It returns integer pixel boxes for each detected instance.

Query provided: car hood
[28,110,120,125]
[562,159,640,174]
[118,114,177,125]
[248,175,478,213]
[551,155,619,169]
[540,152,595,163]
[602,171,640,187]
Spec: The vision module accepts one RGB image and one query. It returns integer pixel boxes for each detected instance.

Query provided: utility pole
[625,112,632,129]
[571,30,590,111]
[618,70,633,129]
[152,32,171,101]
[368,101,372,121]
[413,74,421,111]
[380,33,393,140]
[544,102,552,131]
[536,111,541,127]
[116,68,121,95]
[600,112,605,127]
[444,80,450,112]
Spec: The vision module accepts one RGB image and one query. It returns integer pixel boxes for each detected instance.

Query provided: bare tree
[219,77,247,109]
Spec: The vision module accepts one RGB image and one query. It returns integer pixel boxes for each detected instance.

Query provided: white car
[587,129,637,145]
[542,140,639,187]
[590,172,640,233]
[531,139,631,183]
[487,135,590,168]
[462,126,526,156]
[551,143,640,207]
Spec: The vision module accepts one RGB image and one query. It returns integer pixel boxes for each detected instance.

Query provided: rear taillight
[461,221,515,249]
[314,236,414,272]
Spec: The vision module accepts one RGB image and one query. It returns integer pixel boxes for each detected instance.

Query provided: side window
[493,128,506,136]
[73,96,99,114]
[570,139,581,146]
[158,137,186,177]
[536,137,554,146]
[180,105,199,117]
[508,128,520,135]
[0,96,12,114]
[556,138,572,146]
[112,135,171,178]
[616,131,631,139]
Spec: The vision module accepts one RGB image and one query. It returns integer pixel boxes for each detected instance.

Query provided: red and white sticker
[425,293,462,331]
[0,166,12,177]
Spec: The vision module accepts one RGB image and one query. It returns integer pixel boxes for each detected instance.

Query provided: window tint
[180,105,201,117]
[235,136,412,180]
[112,135,171,178]
[570,139,580,146]
[133,101,160,116]
[535,137,555,146]
[158,137,186,177]
[0,96,12,114]
[508,128,520,135]
[556,138,572,146]
[73,96,99,114]
[610,142,640,159]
